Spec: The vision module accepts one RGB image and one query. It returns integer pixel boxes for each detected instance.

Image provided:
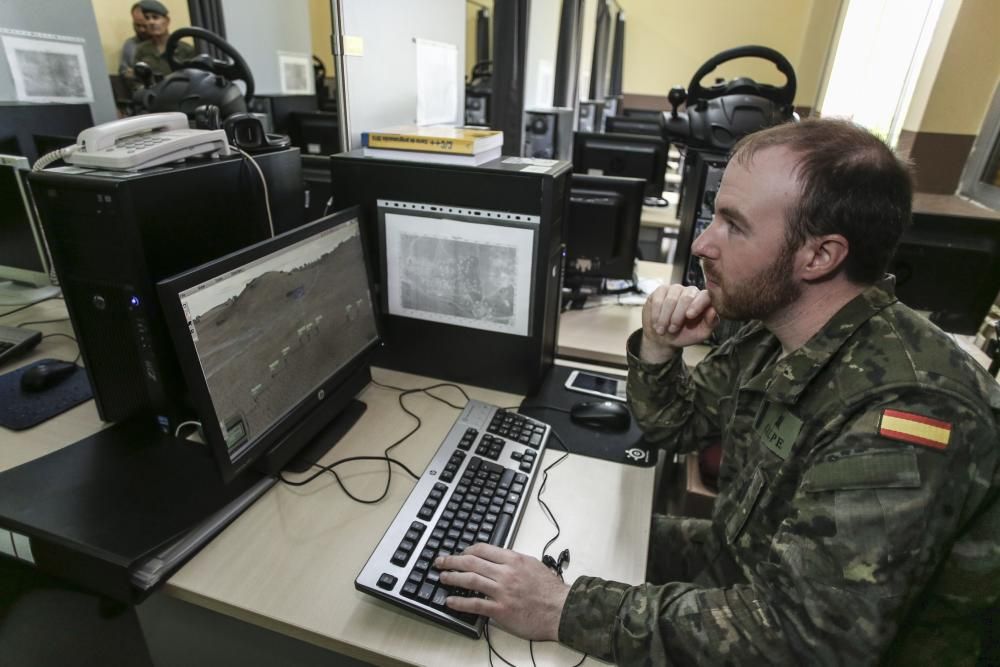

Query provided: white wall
[524,1,562,109]
[341,0,465,148]
[0,0,116,123]
[222,0,313,97]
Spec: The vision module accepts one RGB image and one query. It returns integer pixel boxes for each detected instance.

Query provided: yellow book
[363,125,503,155]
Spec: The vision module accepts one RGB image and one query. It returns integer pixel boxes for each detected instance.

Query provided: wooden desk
[2,300,655,666]
[557,261,711,369]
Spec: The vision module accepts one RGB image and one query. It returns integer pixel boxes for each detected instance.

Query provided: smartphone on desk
[565,370,627,402]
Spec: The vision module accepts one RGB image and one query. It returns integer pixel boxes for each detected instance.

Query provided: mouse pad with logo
[0,359,93,431]
[519,365,655,467]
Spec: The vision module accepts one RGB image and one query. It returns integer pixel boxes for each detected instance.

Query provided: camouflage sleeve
[625,329,741,456]
[558,392,1000,665]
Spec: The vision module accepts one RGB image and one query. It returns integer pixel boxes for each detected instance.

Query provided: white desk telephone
[63,112,231,171]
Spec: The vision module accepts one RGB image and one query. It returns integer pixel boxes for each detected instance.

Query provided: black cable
[16,317,70,327]
[277,455,420,504]
[278,379,469,503]
[484,621,519,667]
[0,295,61,318]
[39,332,80,365]
[370,377,470,410]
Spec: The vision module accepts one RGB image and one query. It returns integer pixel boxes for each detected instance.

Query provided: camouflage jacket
[557,278,1000,665]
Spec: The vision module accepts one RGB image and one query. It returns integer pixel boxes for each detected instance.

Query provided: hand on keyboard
[435,543,571,642]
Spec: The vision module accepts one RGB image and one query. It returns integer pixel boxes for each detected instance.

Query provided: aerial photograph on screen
[383,209,535,336]
[180,222,377,460]
[399,233,516,325]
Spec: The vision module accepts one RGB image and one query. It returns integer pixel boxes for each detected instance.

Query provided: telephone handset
[65,112,231,171]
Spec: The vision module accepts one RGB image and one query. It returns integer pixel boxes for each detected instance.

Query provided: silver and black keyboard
[356,399,550,638]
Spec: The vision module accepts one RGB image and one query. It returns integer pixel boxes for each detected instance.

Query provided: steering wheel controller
[663,45,798,151]
[136,27,255,121]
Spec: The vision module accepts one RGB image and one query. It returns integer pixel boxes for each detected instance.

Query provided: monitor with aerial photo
[158,208,380,482]
[377,199,537,338]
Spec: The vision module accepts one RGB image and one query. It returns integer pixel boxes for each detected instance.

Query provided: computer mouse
[20,361,78,393]
[569,400,631,432]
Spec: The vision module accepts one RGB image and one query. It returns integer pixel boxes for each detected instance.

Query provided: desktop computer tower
[29,148,305,425]
[672,149,728,288]
[578,100,605,133]
[465,91,490,126]
[523,107,574,160]
[302,154,333,223]
[330,151,570,395]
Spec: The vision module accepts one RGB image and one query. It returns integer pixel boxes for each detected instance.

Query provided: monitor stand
[283,399,368,473]
[0,280,60,304]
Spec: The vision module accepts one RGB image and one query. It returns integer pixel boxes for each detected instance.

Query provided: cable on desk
[369,376,471,410]
[16,317,70,327]
[277,378,469,503]
[40,332,80,365]
[0,294,62,319]
[278,455,420,504]
[484,621,519,667]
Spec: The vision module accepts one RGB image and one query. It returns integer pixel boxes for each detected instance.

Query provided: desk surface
[557,261,711,369]
[2,299,655,667]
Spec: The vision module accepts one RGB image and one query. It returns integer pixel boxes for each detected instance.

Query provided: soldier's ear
[800,234,849,282]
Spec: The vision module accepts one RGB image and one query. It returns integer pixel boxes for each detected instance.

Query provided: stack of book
[361,125,504,166]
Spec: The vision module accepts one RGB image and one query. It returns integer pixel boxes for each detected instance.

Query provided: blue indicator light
[130,296,140,307]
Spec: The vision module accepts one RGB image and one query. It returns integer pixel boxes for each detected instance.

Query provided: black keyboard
[356,399,550,638]
[0,325,41,366]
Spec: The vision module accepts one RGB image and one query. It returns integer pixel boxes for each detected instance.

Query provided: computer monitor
[604,115,663,138]
[572,131,668,206]
[157,207,380,482]
[623,108,665,120]
[564,174,645,289]
[33,134,76,160]
[287,110,340,156]
[889,210,1000,335]
[0,154,58,302]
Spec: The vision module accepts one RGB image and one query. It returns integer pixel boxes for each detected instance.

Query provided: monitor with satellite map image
[158,207,380,482]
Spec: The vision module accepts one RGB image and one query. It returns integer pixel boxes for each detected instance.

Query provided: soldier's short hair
[731,118,913,285]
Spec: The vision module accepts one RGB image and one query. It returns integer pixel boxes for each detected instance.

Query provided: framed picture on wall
[2,35,93,104]
[278,51,314,96]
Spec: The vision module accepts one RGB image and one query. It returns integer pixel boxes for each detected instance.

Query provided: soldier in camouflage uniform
[436,118,1000,665]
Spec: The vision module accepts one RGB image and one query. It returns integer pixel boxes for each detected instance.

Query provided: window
[959,82,1000,209]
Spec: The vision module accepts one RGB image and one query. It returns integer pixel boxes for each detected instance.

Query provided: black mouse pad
[519,365,655,467]
[0,359,93,431]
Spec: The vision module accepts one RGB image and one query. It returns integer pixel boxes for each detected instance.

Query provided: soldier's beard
[702,242,800,321]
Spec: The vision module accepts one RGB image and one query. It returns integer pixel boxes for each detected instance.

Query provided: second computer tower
[30,148,305,425]
[523,107,574,160]
[331,151,570,395]
[672,149,728,288]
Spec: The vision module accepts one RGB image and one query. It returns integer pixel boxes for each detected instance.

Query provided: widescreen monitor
[564,174,645,284]
[889,210,1000,335]
[572,131,668,206]
[0,154,58,302]
[157,207,380,482]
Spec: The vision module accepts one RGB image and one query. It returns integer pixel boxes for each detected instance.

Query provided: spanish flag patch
[878,409,951,450]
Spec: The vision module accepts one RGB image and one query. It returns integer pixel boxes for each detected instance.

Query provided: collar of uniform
[762,275,898,405]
